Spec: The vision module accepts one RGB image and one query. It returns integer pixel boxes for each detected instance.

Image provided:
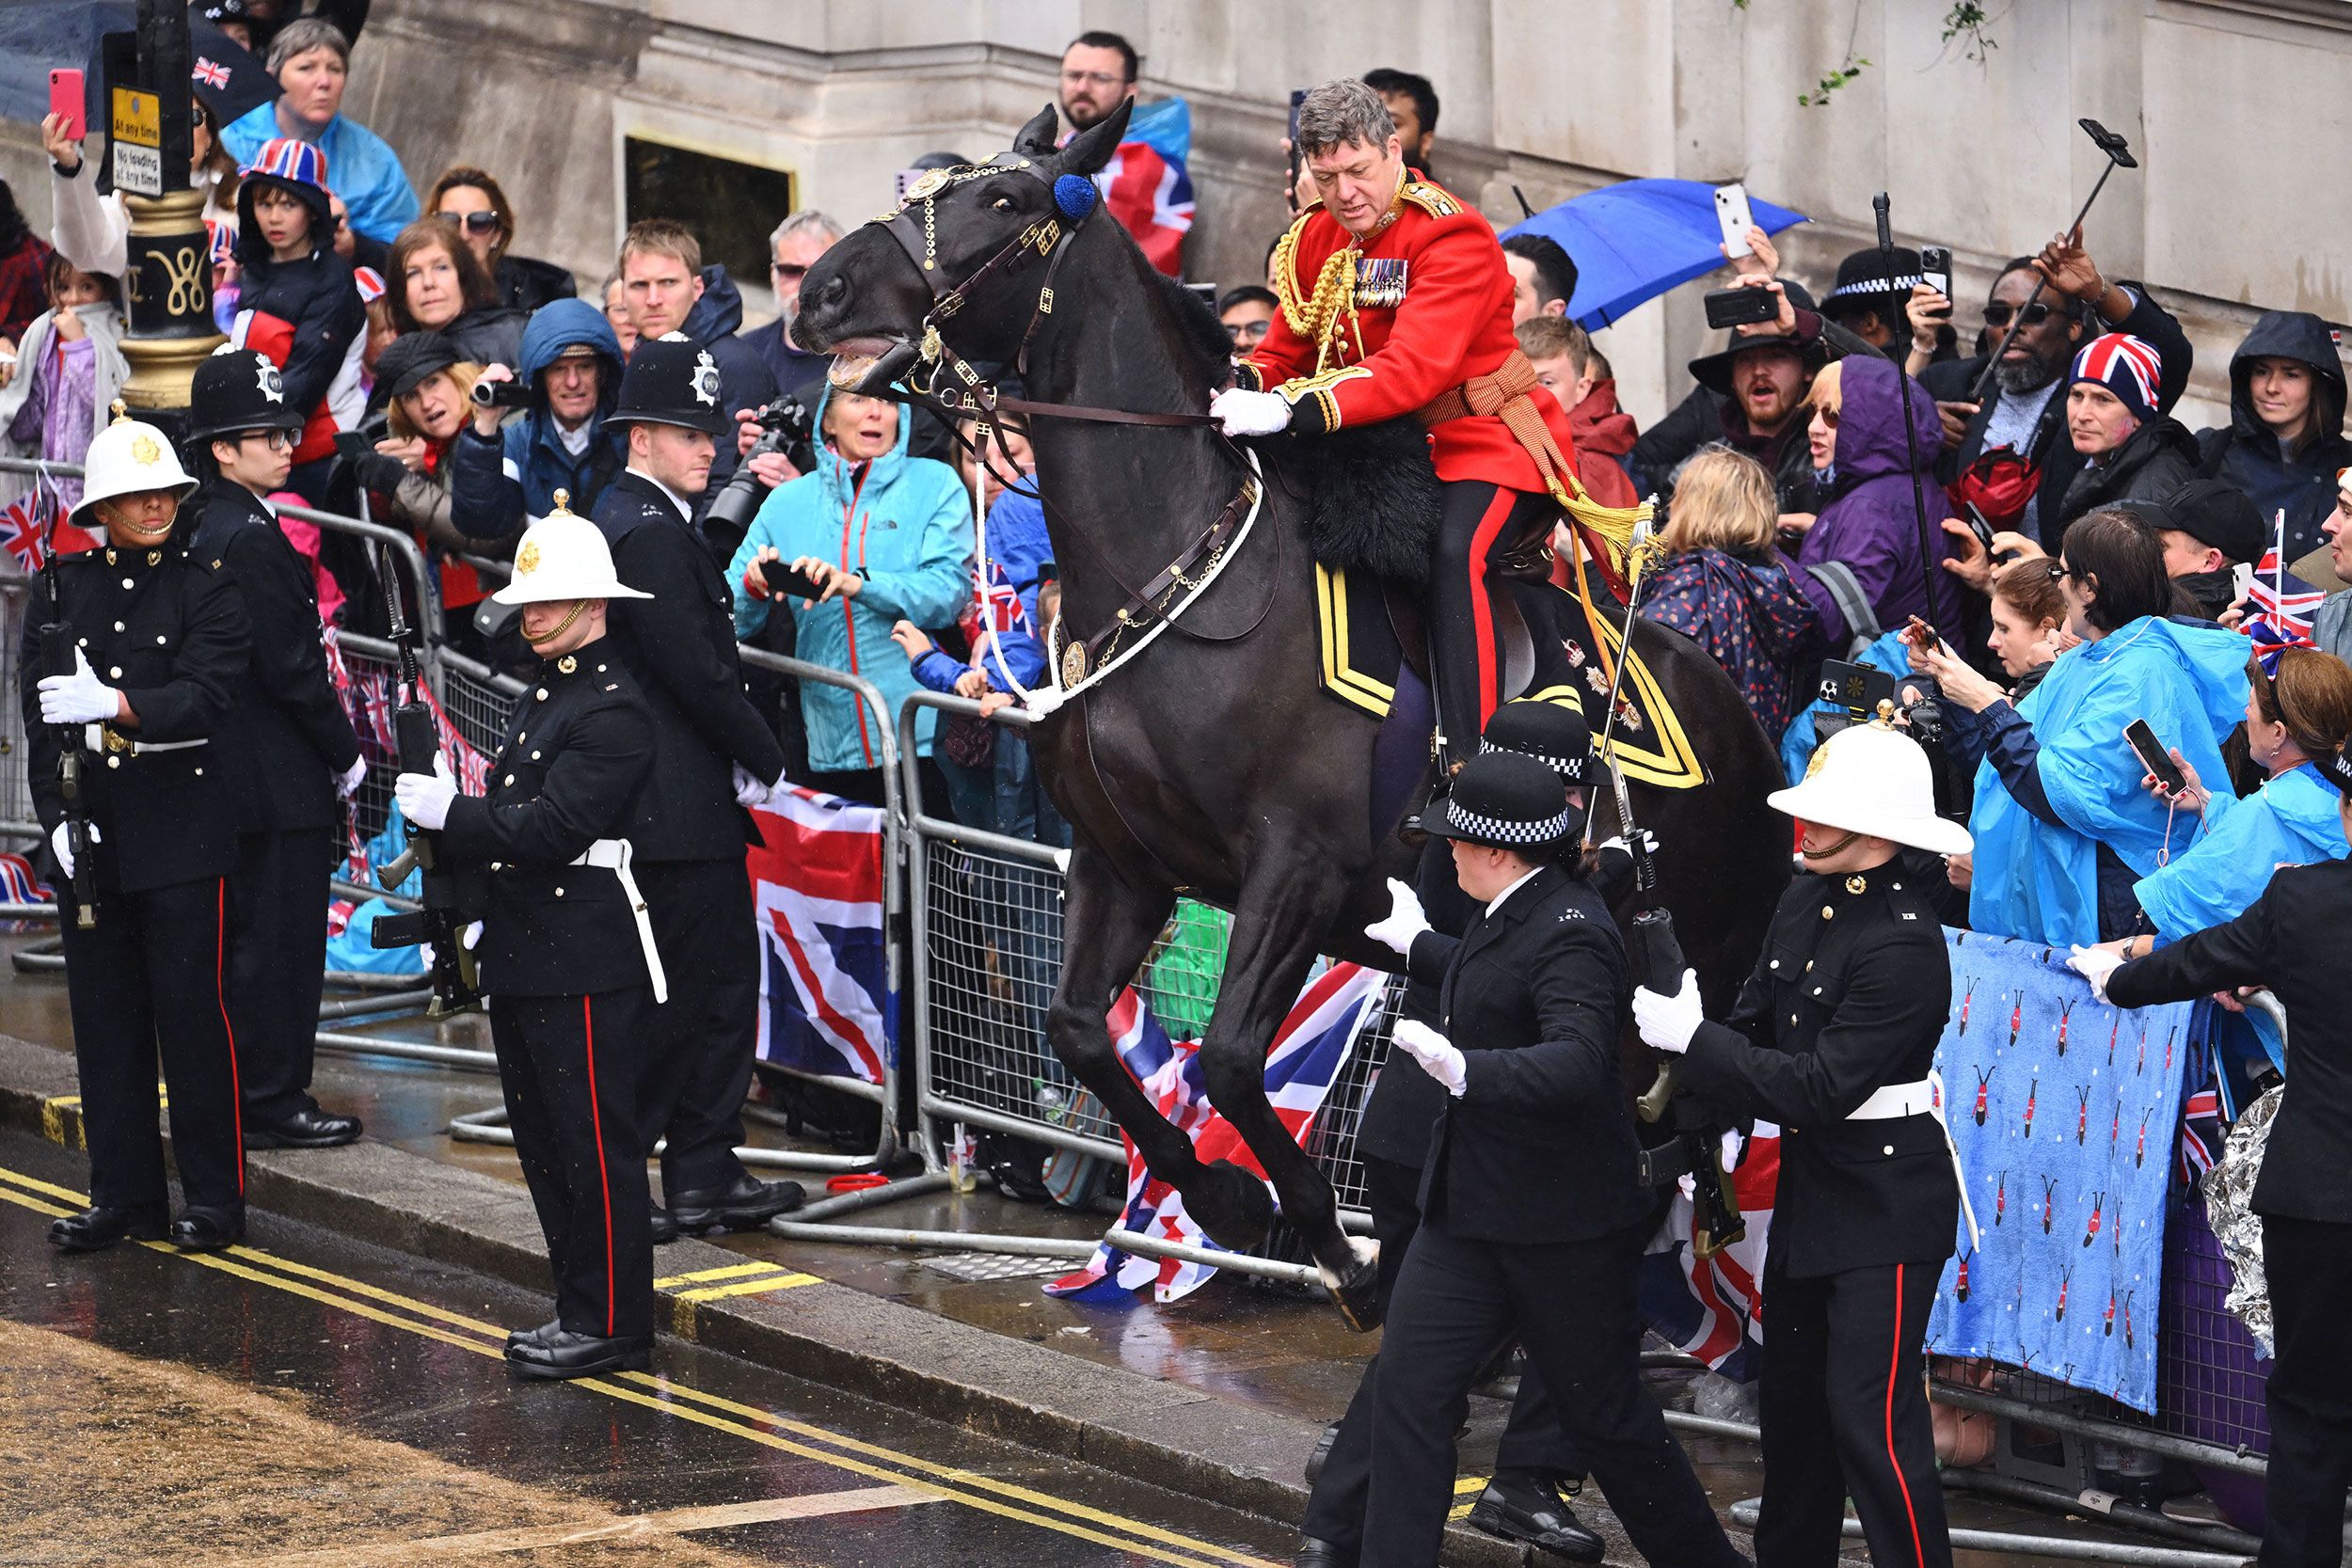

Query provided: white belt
[569,837,668,1005]
[1845,1070,1980,1249]
[84,723,206,756]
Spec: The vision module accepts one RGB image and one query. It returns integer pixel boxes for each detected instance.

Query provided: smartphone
[769,562,829,602]
[1184,281,1217,309]
[1961,501,1996,554]
[1704,286,1780,329]
[1904,614,1944,651]
[1714,182,1756,260]
[1286,88,1308,208]
[1820,658,1896,719]
[1919,244,1955,303]
[48,69,84,142]
[2123,719,2186,795]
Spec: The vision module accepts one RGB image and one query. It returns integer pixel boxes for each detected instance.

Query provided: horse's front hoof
[1188,1160,1276,1252]
[1318,1236,1383,1333]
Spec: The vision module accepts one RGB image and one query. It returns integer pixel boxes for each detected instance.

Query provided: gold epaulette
[1400,181,1462,218]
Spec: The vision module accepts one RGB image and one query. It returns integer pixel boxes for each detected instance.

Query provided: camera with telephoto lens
[469,374,531,409]
[703,393,817,539]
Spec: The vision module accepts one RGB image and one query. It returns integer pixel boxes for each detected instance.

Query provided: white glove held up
[1631,969,1705,1054]
[1364,877,1432,958]
[394,752,457,832]
[2067,943,2125,1003]
[39,647,119,726]
[1210,387,1294,437]
[50,820,99,880]
[336,755,369,800]
[1391,1018,1468,1098]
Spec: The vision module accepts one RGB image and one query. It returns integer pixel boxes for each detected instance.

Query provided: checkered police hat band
[1444,798,1573,845]
[1480,738,1589,782]
[2325,745,2352,798]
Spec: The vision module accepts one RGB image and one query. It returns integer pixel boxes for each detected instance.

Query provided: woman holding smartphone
[1903,507,2246,945]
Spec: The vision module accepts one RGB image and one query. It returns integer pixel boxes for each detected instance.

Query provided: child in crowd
[0,252,126,518]
[229,137,364,504]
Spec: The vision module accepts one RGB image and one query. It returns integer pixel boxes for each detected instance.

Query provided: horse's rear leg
[1041,847,1201,1190]
[1194,842,1381,1329]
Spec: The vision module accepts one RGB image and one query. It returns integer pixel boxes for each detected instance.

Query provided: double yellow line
[0,1163,1281,1568]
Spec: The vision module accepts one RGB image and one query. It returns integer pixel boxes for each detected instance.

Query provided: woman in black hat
[355,329,501,651]
[1335,748,1741,1568]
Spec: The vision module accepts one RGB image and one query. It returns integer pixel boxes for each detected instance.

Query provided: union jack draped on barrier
[1640,1125,1780,1380]
[746,788,893,1085]
[1048,962,1389,1305]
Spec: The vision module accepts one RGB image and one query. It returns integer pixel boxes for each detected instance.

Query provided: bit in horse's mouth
[825,340,905,388]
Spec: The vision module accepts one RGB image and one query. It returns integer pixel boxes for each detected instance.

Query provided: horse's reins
[853,152,1276,710]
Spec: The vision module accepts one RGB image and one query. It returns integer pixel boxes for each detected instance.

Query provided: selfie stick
[1964,119,2137,405]
[1875,192,1943,637]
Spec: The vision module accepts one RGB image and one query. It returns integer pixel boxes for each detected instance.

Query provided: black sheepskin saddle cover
[1289,419,1441,588]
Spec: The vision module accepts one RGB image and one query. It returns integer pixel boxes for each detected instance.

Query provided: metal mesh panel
[438,657,523,759]
[2155,1192,2270,1454]
[0,577,37,837]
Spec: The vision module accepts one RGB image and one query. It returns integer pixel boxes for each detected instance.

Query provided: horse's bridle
[852,153,1274,687]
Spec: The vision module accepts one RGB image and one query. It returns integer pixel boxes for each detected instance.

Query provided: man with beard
[736,210,842,408]
[1928,227,2192,557]
[1057,31,1192,276]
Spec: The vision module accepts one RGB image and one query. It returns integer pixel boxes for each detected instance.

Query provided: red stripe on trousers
[215,878,245,1194]
[1886,1262,1928,1568]
[1465,489,1519,727]
[581,995,616,1338]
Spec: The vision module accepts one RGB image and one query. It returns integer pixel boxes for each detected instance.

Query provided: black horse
[796,102,1788,1323]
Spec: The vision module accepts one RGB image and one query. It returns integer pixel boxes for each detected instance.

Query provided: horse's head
[794,99,1132,381]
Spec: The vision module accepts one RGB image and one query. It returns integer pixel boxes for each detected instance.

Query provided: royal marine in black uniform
[1637,719,1974,1568]
[1340,750,1742,1568]
[184,347,369,1149]
[2075,741,2352,1568]
[28,409,251,1253]
[588,334,799,1242]
[395,498,665,1380]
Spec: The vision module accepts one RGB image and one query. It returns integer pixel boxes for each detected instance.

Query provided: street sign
[110,87,163,198]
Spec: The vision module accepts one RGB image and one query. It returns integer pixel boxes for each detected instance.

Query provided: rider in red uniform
[1218,81,1628,759]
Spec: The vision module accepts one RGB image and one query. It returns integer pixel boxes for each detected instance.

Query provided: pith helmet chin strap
[1799,828,1863,862]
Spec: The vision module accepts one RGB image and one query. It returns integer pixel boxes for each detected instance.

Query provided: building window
[622,135,795,288]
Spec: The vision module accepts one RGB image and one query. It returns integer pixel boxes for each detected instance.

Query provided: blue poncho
[1969,615,2248,948]
[2136,762,2349,942]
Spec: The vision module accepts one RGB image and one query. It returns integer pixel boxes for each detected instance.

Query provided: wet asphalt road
[0,1128,1295,1568]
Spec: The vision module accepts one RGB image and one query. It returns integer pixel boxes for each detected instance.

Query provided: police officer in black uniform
[183,347,369,1149]
[2074,742,2352,1568]
[590,333,799,1241]
[1299,698,1621,1567]
[1349,749,1743,1568]
[395,499,665,1379]
[1635,719,1972,1568]
[28,409,251,1253]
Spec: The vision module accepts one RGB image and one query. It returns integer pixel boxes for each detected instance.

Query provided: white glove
[1391,1018,1467,1097]
[336,755,368,800]
[50,820,99,880]
[1720,1127,1744,1173]
[461,920,484,951]
[1597,828,1660,860]
[394,752,457,832]
[1631,969,1705,1054]
[732,763,771,808]
[2067,943,2125,1003]
[1364,877,1431,958]
[38,647,119,725]
[1210,387,1294,437]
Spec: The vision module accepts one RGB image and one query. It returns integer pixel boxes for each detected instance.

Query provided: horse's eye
[991,196,1016,213]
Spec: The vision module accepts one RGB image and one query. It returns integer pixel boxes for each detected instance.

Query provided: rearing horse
[797,102,1788,1324]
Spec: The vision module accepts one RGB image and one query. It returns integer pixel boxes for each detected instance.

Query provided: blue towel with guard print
[1926,929,2201,1414]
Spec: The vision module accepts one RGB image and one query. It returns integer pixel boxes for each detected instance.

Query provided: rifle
[38,515,97,929]
[1585,523,1744,1259]
[366,556,481,1016]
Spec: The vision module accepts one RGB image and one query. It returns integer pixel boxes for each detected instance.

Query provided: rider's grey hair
[769,209,845,254]
[1294,79,1397,159]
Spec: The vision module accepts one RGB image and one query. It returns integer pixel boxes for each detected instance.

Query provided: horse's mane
[1145,267,1240,381]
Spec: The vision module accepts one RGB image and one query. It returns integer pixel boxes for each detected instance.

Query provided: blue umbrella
[1501,178,1808,331]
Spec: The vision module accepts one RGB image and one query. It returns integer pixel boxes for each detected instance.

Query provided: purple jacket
[1642,547,1819,737]
[1793,356,1958,647]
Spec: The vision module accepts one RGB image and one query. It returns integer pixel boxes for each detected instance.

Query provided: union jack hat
[2070,332,2163,426]
[241,135,330,192]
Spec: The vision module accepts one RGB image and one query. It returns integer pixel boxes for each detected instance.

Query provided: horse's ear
[1011,102,1060,156]
[1055,97,1132,178]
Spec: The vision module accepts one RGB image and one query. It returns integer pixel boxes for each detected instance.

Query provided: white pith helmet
[491,489,652,605]
[1769,719,1974,857]
[72,402,198,531]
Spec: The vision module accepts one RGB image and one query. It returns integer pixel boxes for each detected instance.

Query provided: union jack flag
[2244,537,2327,641]
[1048,962,1389,1305]
[1082,98,1195,278]
[0,489,95,573]
[192,56,230,89]
[0,850,53,907]
[747,788,892,1085]
[977,560,1031,636]
[1640,1122,1779,1380]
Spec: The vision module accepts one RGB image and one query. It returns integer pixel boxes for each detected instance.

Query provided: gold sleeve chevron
[1315,562,1396,718]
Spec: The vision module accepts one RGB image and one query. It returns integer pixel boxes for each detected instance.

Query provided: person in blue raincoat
[727,385,968,801]
[1905,507,2249,947]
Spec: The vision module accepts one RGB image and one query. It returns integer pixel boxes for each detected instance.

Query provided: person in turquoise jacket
[221,19,420,245]
[730,385,968,791]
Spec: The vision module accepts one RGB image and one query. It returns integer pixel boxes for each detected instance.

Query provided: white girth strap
[1846,1069,1980,1249]
[569,837,667,1005]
